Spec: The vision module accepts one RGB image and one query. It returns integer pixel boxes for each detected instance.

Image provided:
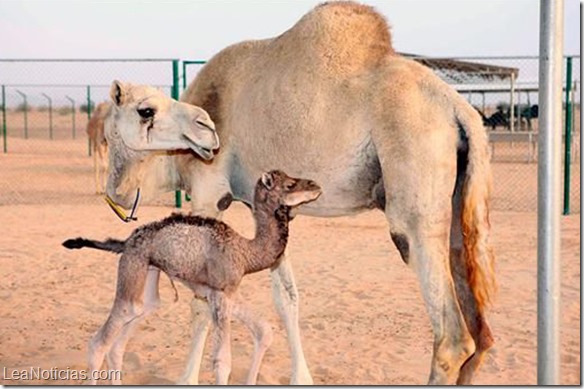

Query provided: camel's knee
[254,320,274,351]
[116,299,144,318]
[190,297,211,317]
[456,335,492,385]
[437,334,476,370]
[454,317,494,384]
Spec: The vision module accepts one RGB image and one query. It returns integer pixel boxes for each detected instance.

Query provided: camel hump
[277,1,395,75]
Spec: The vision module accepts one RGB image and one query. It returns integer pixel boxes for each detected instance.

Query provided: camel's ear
[110,80,127,106]
[261,172,275,190]
[283,190,322,207]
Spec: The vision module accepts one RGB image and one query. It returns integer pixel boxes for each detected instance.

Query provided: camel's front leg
[177,298,211,385]
[178,169,228,384]
[270,254,313,385]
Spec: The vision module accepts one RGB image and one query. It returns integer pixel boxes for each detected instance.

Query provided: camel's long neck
[141,152,187,195]
[244,203,290,275]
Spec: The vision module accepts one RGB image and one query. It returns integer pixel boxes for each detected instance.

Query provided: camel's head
[255,170,322,210]
[104,80,220,210]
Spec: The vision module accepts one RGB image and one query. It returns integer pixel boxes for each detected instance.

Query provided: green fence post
[172,59,182,209]
[562,57,573,215]
[65,95,76,139]
[41,93,53,140]
[183,61,187,91]
[2,85,6,153]
[87,85,92,157]
[16,90,28,139]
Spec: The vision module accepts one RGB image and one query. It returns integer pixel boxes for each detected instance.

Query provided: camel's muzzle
[104,188,141,223]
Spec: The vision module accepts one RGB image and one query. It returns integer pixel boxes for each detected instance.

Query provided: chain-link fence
[0,59,177,206]
[1,56,580,214]
[404,55,580,213]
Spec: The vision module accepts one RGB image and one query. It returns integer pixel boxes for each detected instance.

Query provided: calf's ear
[261,172,275,190]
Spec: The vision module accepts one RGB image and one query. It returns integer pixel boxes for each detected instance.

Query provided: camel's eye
[137,108,155,119]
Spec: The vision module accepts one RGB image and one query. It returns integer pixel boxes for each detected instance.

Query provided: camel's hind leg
[387,213,475,384]
[232,300,274,384]
[87,253,149,384]
[377,133,474,384]
[450,166,494,384]
[105,268,161,384]
[177,298,211,385]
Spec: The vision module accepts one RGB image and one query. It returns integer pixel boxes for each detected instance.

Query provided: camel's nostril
[196,119,215,132]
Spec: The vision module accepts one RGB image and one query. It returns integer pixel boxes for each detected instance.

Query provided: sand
[0,135,580,385]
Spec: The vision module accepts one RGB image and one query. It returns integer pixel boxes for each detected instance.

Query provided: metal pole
[510,73,515,132]
[171,59,182,209]
[1,85,6,153]
[570,81,582,158]
[537,0,564,384]
[562,57,573,215]
[65,95,76,139]
[87,85,92,157]
[481,92,486,113]
[526,91,533,131]
[517,88,522,131]
[16,90,28,139]
[183,61,187,91]
[41,93,53,140]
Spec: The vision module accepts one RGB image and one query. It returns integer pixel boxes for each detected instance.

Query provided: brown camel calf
[63,170,321,384]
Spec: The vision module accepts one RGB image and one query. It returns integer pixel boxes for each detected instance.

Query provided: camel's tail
[62,237,126,254]
[63,236,180,302]
[456,106,496,314]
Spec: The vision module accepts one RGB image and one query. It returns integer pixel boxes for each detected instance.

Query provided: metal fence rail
[0,56,580,214]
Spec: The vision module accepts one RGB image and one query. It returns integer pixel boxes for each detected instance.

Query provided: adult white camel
[102,2,495,385]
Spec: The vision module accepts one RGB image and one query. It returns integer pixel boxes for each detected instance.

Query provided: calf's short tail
[62,237,126,254]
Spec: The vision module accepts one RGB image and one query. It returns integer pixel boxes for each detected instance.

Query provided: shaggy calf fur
[63,170,321,385]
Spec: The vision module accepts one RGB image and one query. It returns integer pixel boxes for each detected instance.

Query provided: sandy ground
[0,137,580,385]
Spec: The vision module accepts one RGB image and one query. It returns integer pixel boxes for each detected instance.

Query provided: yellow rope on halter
[104,188,141,223]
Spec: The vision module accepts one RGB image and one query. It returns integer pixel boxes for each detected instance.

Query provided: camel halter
[104,188,141,223]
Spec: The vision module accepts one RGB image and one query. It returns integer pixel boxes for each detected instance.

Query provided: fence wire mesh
[406,55,580,213]
[0,56,580,214]
[0,59,176,207]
